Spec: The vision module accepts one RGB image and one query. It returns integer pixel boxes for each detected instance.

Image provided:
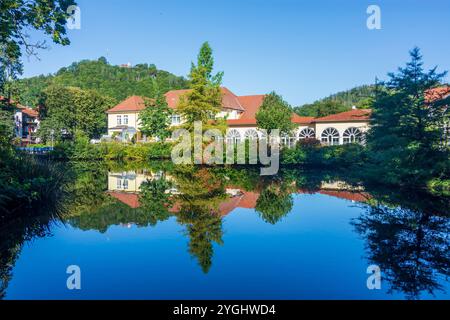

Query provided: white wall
[314,122,370,144]
[107,112,139,135]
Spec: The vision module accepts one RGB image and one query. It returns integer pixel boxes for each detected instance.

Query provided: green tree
[255,182,293,224]
[366,47,449,187]
[0,0,76,93]
[38,85,115,141]
[295,100,349,118]
[294,85,377,117]
[177,42,223,128]
[139,87,173,140]
[0,101,15,148]
[138,175,174,226]
[256,91,294,135]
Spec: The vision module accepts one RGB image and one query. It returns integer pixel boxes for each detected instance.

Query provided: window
[122,179,128,190]
[244,129,259,140]
[171,114,181,125]
[299,128,315,139]
[343,127,362,144]
[117,115,122,125]
[117,179,122,189]
[226,129,241,144]
[321,128,340,145]
[123,115,128,125]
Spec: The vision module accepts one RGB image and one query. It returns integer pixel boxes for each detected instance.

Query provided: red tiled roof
[164,89,190,110]
[226,118,257,125]
[164,87,245,111]
[291,114,315,124]
[425,86,450,103]
[228,94,315,126]
[106,96,146,113]
[226,95,264,125]
[107,192,140,208]
[313,109,372,123]
[318,190,371,203]
[20,107,39,118]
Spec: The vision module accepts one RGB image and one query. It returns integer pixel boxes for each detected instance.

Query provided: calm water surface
[1,162,449,300]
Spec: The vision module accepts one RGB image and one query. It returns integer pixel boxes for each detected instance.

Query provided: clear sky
[22,0,450,106]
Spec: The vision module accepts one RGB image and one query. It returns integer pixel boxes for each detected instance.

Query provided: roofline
[106,110,141,114]
[227,123,257,127]
[312,119,371,123]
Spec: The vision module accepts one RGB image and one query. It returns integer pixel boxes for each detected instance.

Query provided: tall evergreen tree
[177,42,224,128]
[366,47,449,186]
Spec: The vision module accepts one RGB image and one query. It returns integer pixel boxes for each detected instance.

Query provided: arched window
[259,130,268,141]
[298,128,315,139]
[226,129,241,144]
[244,129,259,140]
[343,127,362,144]
[321,128,340,145]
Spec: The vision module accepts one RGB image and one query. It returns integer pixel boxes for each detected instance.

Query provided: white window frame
[117,115,122,125]
[343,127,362,144]
[321,128,340,146]
[299,128,315,139]
[244,129,259,141]
[226,129,241,144]
[171,114,181,125]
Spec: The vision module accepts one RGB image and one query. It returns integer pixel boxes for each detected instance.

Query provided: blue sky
[22,0,450,106]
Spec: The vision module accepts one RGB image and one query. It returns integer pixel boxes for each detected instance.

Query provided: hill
[294,85,376,117]
[14,57,189,106]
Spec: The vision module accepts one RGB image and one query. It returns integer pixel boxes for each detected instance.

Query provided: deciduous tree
[256,91,294,135]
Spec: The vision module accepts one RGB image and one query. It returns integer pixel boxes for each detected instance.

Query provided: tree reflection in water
[352,190,449,300]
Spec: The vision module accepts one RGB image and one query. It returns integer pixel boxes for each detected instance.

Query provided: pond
[0,161,449,300]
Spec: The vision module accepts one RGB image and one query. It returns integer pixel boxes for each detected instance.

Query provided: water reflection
[0,161,448,299]
[352,191,449,300]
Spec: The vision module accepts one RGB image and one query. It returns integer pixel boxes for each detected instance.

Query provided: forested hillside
[14,57,189,106]
[294,85,377,117]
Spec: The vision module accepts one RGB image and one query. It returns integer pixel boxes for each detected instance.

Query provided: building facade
[14,106,40,143]
[106,87,372,145]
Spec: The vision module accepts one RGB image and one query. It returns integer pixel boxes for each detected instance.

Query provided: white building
[106,87,372,145]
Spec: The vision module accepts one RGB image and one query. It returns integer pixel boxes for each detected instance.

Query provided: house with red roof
[14,106,40,143]
[105,87,375,145]
[1,95,40,143]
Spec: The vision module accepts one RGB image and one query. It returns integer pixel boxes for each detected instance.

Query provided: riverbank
[47,138,449,197]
